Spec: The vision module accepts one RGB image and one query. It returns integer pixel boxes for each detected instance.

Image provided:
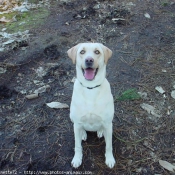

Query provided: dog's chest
[80,113,103,131]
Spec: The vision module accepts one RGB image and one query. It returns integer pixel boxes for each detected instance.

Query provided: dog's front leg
[72,123,83,168]
[104,123,116,168]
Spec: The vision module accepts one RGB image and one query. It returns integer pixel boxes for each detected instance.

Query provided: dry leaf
[144,13,151,19]
[71,77,76,83]
[155,86,165,94]
[140,103,161,118]
[26,93,39,99]
[46,102,69,109]
[159,160,175,172]
[34,85,50,94]
[0,16,11,23]
[3,39,15,45]
[171,90,175,99]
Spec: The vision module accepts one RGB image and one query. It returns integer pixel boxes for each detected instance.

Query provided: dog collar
[80,82,101,89]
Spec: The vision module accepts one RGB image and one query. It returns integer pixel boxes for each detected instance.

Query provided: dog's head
[67,43,112,84]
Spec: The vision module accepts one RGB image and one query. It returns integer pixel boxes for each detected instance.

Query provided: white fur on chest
[70,79,114,129]
[80,113,103,131]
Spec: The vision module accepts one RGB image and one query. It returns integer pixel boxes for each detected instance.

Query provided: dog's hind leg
[97,128,104,138]
[81,130,87,141]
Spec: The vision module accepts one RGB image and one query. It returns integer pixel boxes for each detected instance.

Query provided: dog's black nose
[85,57,94,67]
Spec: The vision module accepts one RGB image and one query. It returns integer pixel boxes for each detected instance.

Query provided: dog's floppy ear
[67,44,79,64]
[101,44,112,64]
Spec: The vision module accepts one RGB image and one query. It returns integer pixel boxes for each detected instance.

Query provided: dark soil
[0,0,175,175]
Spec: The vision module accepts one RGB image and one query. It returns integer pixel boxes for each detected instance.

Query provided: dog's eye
[80,50,85,54]
[95,50,100,54]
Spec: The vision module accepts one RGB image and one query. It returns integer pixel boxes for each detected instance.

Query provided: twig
[114,135,146,145]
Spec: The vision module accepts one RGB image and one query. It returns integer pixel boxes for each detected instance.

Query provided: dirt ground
[0,0,175,174]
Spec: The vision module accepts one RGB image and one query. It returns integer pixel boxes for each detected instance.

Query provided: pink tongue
[84,68,95,80]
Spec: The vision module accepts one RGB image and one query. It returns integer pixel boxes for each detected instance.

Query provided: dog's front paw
[105,155,115,168]
[71,155,82,168]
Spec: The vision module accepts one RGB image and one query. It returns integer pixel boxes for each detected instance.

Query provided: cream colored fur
[67,43,115,168]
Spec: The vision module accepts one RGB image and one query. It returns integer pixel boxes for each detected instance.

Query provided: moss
[115,88,141,101]
[0,8,50,33]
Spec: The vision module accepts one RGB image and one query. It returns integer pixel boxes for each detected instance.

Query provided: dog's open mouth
[82,68,98,81]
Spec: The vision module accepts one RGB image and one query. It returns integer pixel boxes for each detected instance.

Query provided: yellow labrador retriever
[67,43,115,168]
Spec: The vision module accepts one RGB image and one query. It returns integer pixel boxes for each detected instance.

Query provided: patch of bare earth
[0,0,175,174]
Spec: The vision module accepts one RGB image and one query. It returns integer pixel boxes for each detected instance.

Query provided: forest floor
[0,0,175,174]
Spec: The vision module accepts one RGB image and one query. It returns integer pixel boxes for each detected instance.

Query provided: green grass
[0,8,50,33]
[160,0,169,6]
[115,88,141,101]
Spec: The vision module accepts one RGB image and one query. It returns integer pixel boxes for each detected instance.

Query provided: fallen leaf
[26,93,39,99]
[46,102,69,109]
[34,85,50,94]
[162,69,167,72]
[140,103,161,118]
[112,18,126,21]
[2,28,7,31]
[144,13,151,19]
[155,86,165,94]
[0,48,4,52]
[0,67,7,74]
[159,160,175,172]
[0,16,11,22]
[171,90,175,99]
[3,39,15,45]
[71,77,76,83]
